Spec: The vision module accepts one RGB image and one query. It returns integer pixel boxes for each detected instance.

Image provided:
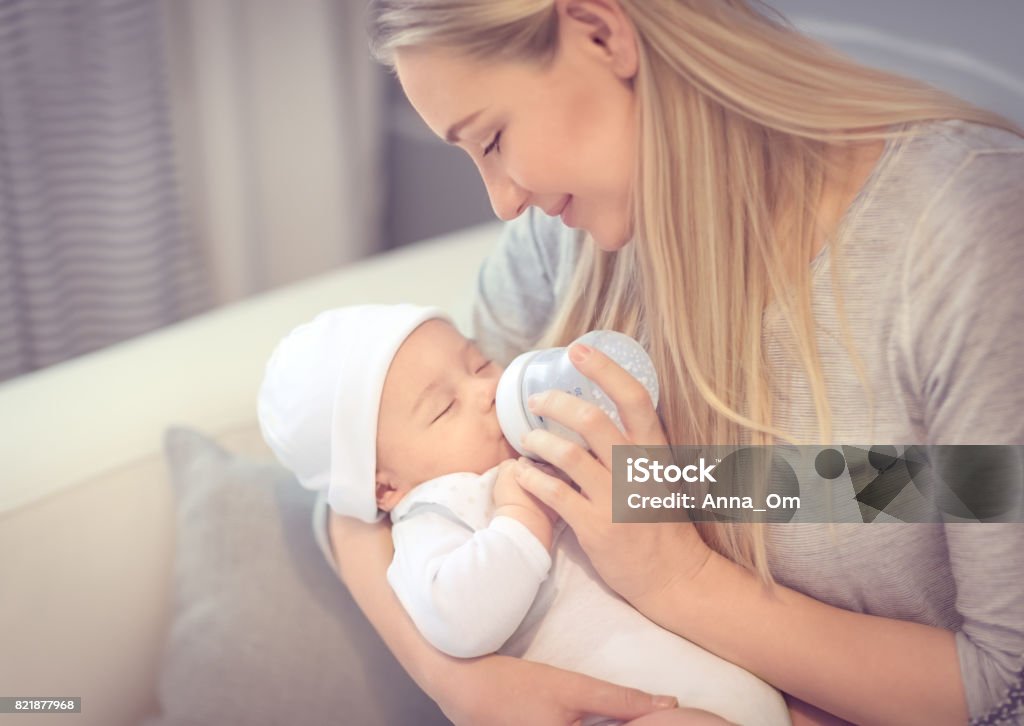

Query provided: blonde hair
[369,0,1021,579]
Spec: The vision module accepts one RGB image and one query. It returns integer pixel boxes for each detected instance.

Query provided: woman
[327,1,1024,723]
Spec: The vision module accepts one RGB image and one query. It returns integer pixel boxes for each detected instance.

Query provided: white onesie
[385,466,791,726]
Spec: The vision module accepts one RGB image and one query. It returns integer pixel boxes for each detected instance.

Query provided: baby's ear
[375,479,401,512]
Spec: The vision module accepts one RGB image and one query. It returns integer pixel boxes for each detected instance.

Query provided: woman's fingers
[567,343,668,447]
[514,450,591,529]
[528,389,625,471]
[436,655,676,726]
[561,670,679,722]
[519,428,610,506]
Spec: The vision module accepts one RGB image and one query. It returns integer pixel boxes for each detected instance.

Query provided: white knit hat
[257,304,451,523]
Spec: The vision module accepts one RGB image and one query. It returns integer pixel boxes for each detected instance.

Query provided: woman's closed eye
[483,131,502,157]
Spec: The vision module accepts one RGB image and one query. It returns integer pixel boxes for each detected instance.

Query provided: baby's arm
[387,501,552,659]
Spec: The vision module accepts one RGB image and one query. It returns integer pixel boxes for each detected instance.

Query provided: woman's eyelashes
[483,131,502,157]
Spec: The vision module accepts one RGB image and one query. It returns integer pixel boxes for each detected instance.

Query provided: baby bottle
[496,330,659,459]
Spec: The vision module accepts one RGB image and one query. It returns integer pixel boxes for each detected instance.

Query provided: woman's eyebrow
[445,109,484,143]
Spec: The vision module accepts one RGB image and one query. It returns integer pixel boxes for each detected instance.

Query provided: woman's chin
[590,228,633,252]
[578,212,633,252]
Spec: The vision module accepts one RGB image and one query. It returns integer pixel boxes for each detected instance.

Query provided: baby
[257,304,790,726]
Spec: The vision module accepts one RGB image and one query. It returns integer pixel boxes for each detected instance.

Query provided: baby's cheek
[403,442,449,483]
[476,438,509,471]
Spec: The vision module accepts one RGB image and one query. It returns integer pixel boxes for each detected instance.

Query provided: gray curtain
[0,0,211,383]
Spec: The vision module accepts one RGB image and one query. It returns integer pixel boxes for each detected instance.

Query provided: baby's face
[375,319,519,506]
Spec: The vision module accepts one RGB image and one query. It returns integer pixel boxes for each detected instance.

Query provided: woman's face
[393,1,639,251]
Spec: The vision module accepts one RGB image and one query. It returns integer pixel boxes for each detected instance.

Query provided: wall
[161,0,384,302]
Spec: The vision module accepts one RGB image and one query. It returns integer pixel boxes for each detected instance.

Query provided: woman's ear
[557,0,638,80]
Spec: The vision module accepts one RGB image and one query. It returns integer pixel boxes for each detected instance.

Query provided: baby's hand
[494,459,560,525]
[493,459,559,551]
[493,459,520,504]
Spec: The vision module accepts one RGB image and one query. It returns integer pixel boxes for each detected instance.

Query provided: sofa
[0,222,503,726]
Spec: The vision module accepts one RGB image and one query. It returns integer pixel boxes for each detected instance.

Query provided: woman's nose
[481,168,528,222]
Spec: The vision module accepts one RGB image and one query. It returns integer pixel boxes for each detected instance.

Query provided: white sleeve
[387,512,552,659]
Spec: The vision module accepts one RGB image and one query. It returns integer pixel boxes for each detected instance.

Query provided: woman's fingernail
[569,343,591,364]
[653,695,679,708]
[527,393,541,412]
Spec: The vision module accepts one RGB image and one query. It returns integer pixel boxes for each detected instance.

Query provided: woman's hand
[430,652,680,726]
[513,342,713,609]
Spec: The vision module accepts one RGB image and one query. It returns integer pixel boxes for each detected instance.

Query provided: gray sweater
[470,120,1024,725]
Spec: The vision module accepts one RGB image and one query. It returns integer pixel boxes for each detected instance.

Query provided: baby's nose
[474,377,497,412]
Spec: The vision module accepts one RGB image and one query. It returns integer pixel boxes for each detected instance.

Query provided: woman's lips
[540,195,576,227]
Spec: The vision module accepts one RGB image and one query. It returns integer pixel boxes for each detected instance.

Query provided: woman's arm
[327,512,450,693]
[327,511,681,725]
[634,548,966,725]
[784,693,853,726]
[514,350,977,726]
[518,418,970,724]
